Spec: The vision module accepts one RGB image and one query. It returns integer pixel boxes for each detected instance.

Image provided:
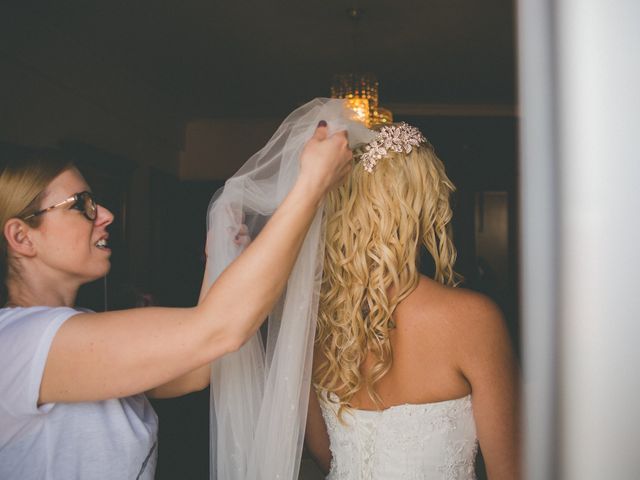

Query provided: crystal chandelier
[330,9,393,127]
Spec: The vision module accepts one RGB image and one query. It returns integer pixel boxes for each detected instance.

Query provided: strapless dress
[319,393,478,479]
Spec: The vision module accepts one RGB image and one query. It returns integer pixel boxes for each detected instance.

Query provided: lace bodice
[319,393,478,480]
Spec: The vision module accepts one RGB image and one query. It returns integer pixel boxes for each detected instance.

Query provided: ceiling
[3,0,516,119]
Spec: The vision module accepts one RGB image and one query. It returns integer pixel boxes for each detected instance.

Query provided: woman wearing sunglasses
[0,123,351,479]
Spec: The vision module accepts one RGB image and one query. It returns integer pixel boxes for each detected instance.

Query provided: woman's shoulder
[0,306,81,333]
[403,275,501,315]
[0,305,80,317]
[397,276,505,339]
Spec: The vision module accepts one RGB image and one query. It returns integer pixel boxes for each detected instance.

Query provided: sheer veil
[201,98,374,480]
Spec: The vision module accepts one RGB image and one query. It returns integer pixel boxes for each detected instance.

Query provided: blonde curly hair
[314,136,460,417]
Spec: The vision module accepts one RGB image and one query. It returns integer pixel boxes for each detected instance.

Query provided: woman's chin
[100,262,112,278]
[85,262,112,283]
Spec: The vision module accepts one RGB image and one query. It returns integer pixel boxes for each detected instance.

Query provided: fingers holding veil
[299,120,354,194]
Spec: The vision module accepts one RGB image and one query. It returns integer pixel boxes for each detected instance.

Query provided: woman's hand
[297,122,353,199]
[226,205,251,248]
[232,224,251,247]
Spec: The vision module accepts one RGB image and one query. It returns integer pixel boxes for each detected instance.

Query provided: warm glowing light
[345,97,371,125]
[330,73,393,127]
[371,106,393,125]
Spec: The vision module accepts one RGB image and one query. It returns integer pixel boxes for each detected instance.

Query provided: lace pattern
[319,394,478,480]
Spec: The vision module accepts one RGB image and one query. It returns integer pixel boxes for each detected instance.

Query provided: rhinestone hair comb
[360,122,427,173]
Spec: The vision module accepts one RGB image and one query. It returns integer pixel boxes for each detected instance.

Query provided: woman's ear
[4,219,36,258]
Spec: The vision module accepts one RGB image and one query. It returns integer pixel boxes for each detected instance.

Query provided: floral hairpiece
[360,122,427,173]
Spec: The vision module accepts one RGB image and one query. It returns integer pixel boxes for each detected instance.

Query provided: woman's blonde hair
[314,137,460,416]
[0,151,73,303]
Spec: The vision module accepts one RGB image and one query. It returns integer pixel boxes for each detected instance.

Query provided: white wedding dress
[319,393,478,480]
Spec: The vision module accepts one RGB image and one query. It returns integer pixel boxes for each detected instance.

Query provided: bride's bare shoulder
[397,275,505,341]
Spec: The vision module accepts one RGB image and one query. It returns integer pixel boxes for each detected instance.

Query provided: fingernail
[317,120,327,127]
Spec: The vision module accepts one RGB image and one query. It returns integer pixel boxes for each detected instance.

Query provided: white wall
[518,0,640,478]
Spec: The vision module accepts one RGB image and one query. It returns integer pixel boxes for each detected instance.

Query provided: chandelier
[329,8,393,127]
[330,73,393,127]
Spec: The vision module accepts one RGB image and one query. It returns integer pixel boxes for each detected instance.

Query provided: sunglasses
[22,191,98,222]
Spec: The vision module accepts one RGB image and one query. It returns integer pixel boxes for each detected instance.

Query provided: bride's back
[308,124,519,479]
[313,277,493,480]
[347,275,479,410]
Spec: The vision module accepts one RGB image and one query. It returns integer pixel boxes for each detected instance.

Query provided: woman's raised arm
[40,125,352,404]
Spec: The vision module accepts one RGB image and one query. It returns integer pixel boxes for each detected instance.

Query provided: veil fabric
[201,98,374,480]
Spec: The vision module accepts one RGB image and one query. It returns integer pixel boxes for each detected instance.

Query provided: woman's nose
[95,204,114,227]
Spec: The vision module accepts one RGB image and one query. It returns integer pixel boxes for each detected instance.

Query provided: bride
[204,99,519,479]
[305,122,520,479]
